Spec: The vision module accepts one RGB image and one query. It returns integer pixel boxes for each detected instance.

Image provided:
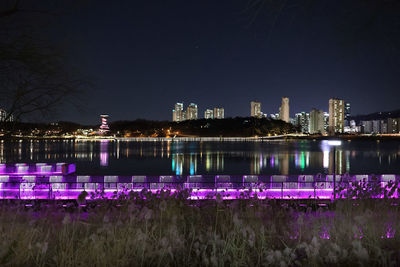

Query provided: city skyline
[170,97,339,122]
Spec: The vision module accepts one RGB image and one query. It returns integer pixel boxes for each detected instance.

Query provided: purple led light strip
[0,188,335,200]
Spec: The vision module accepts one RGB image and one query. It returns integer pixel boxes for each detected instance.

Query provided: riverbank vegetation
[0,186,399,266]
[114,117,297,137]
[1,117,298,138]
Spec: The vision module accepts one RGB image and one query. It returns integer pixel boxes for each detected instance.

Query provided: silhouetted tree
[0,1,88,130]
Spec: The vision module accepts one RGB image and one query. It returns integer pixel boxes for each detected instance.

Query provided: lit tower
[344,102,351,120]
[344,102,351,126]
[328,98,345,135]
[0,109,6,121]
[186,103,198,120]
[279,97,290,123]
[99,115,110,134]
[250,101,262,118]
[295,112,309,133]
[213,107,224,119]
[309,109,325,134]
[172,103,184,122]
[204,109,214,119]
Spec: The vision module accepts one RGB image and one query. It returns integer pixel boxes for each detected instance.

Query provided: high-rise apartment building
[250,101,262,118]
[309,109,325,134]
[388,118,400,133]
[172,103,184,122]
[186,103,198,120]
[0,109,6,121]
[295,112,310,133]
[213,107,224,119]
[362,121,373,134]
[361,119,400,134]
[172,111,176,122]
[279,97,289,123]
[344,102,351,119]
[323,112,329,132]
[372,120,381,133]
[381,120,388,134]
[0,109,13,122]
[204,109,214,119]
[328,98,345,135]
[344,102,351,126]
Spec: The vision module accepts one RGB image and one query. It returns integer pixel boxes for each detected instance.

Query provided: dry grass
[0,187,399,266]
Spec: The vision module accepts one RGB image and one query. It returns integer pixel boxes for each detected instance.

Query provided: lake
[1,139,400,175]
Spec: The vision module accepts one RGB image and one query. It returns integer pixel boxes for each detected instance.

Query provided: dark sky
[44,0,400,124]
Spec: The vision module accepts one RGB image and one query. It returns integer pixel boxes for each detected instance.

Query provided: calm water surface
[1,139,400,175]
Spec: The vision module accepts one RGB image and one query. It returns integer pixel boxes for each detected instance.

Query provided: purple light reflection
[100,140,109,167]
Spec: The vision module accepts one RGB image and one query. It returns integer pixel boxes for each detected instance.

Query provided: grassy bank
[0,189,399,266]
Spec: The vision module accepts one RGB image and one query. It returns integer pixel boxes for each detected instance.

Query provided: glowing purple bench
[0,163,76,176]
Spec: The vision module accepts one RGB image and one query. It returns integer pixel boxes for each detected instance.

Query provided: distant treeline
[111,117,298,137]
[1,117,299,137]
[0,121,84,133]
[349,109,400,123]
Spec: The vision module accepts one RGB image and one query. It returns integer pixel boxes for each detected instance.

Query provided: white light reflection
[321,141,330,169]
[326,140,342,146]
[116,140,120,159]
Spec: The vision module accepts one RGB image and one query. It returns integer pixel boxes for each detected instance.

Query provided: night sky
[39,1,400,124]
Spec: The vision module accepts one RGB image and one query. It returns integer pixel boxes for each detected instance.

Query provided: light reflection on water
[100,140,109,167]
[0,139,400,175]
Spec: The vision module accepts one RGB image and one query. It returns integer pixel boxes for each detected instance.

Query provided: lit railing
[0,174,397,200]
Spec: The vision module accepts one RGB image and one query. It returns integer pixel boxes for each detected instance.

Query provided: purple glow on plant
[319,231,330,239]
[289,232,299,240]
[353,226,364,239]
[382,223,396,239]
[319,225,331,239]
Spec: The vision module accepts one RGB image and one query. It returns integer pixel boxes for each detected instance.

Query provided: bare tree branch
[0,0,90,132]
[0,0,20,18]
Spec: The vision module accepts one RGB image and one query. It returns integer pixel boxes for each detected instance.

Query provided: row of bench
[0,174,397,200]
[0,174,397,184]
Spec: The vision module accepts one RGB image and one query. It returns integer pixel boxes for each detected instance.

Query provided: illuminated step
[0,163,76,175]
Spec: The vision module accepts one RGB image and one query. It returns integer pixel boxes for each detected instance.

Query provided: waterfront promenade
[0,163,397,200]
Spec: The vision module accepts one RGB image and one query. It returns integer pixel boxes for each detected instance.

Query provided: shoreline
[1,134,400,141]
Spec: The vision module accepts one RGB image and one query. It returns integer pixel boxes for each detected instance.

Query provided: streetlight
[326,140,342,200]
